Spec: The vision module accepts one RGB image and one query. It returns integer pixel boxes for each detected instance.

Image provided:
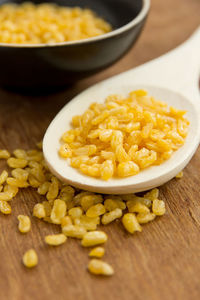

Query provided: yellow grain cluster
[0,2,112,44]
[59,90,189,180]
[0,143,169,275]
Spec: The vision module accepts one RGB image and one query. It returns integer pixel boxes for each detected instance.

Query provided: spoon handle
[120,27,200,101]
[157,26,200,97]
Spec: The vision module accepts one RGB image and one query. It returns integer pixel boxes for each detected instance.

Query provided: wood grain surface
[0,0,200,299]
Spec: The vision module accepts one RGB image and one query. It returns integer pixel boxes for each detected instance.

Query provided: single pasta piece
[117,161,140,177]
[0,191,14,201]
[47,177,59,200]
[11,168,29,181]
[45,234,67,246]
[80,194,99,211]
[86,203,106,218]
[89,247,105,258]
[61,216,73,227]
[0,170,8,185]
[7,157,28,168]
[152,199,166,216]
[42,201,52,217]
[4,185,19,197]
[0,150,10,159]
[81,231,108,247]
[62,224,87,239]
[101,208,122,225]
[144,188,159,201]
[13,149,27,159]
[136,212,156,224]
[59,90,189,180]
[59,144,72,158]
[68,207,83,219]
[50,199,67,224]
[22,249,38,268]
[126,196,152,208]
[88,259,114,276]
[74,215,100,231]
[0,200,12,214]
[122,213,142,233]
[176,171,183,178]
[127,202,150,214]
[100,160,114,180]
[17,215,31,233]
[6,177,29,188]
[33,203,46,219]
[37,182,51,195]
[104,198,126,211]
[115,145,130,163]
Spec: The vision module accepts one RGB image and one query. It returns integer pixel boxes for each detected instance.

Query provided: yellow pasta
[0,3,112,44]
[88,259,114,276]
[0,143,169,276]
[59,90,189,180]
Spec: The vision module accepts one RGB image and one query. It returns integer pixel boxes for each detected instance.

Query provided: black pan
[0,0,150,88]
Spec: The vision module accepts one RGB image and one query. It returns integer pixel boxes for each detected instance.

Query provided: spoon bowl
[43,28,200,194]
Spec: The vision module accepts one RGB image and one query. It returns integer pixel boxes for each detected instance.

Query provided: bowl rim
[0,0,150,48]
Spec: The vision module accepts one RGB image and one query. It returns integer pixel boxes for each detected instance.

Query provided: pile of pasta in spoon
[59,90,189,180]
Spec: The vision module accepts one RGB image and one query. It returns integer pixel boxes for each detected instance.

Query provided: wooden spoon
[43,27,200,194]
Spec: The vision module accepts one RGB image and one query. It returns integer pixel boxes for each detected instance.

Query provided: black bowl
[0,0,150,88]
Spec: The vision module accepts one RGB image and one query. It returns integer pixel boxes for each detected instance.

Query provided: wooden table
[0,0,200,299]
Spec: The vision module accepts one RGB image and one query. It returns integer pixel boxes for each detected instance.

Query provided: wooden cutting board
[0,0,200,299]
